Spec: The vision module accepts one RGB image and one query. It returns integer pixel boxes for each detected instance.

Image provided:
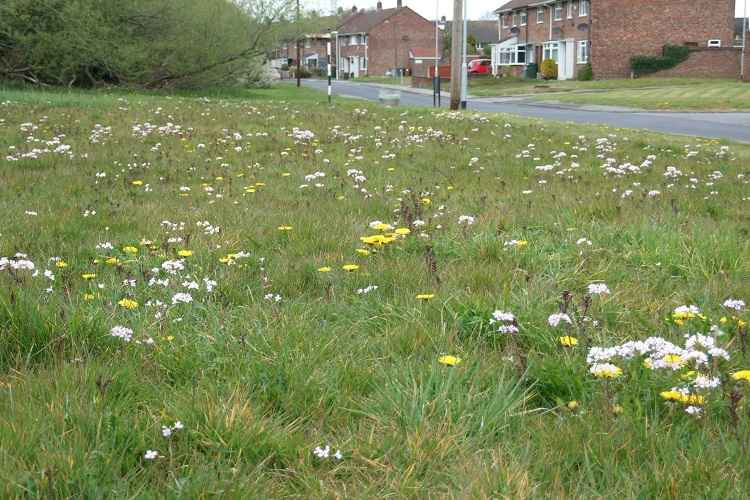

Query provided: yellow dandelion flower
[355,248,371,256]
[591,364,622,379]
[117,298,139,310]
[342,264,359,272]
[731,370,750,382]
[438,355,461,366]
[83,293,95,301]
[281,172,291,177]
[55,260,68,268]
[105,257,120,266]
[123,246,138,254]
[177,250,193,257]
[559,336,578,347]
[81,273,96,280]
[612,405,624,415]
[566,400,579,411]
[131,180,144,186]
[660,390,683,402]
[421,198,431,205]
[416,293,435,300]
[317,266,332,273]
[394,227,411,235]
[277,225,293,231]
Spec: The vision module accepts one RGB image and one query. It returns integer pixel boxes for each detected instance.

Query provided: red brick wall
[649,47,740,78]
[367,8,439,76]
[500,2,591,46]
[591,0,737,78]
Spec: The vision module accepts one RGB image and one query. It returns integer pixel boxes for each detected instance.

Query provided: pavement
[301,79,750,143]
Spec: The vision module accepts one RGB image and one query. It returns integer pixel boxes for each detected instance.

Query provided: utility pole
[327,37,333,104]
[449,0,463,110]
[460,0,468,109]
[433,1,440,107]
[742,0,748,81]
[296,0,301,87]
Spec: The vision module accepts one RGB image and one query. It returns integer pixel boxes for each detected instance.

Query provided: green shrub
[577,62,593,81]
[630,45,691,76]
[540,58,558,80]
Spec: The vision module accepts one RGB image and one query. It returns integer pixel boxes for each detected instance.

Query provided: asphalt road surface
[301,79,750,143]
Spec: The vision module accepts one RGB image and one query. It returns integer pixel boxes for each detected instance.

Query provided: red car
[468,59,492,74]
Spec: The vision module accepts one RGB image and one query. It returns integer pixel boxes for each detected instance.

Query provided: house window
[537,8,545,23]
[512,12,518,26]
[304,39,311,49]
[520,10,527,26]
[577,40,590,63]
[579,0,589,16]
[554,3,563,21]
[516,44,526,64]
[362,56,367,69]
[543,41,560,62]
[350,35,360,45]
[502,14,508,28]
[567,1,574,19]
[497,44,530,65]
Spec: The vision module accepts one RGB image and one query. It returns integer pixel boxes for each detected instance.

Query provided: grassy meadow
[1,85,750,498]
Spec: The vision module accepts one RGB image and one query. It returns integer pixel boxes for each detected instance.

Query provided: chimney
[396,0,402,7]
[377,1,382,9]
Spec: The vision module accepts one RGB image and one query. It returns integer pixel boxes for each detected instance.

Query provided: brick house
[335,1,440,78]
[493,0,745,80]
[275,34,334,72]
[494,0,592,79]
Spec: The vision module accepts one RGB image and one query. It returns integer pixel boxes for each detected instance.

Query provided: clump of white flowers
[587,283,610,295]
[313,444,343,461]
[490,310,519,334]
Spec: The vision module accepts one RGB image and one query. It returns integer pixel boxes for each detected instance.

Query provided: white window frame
[497,44,531,66]
[543,41,560,62]
[537,7,545,23]
[567,1,574,19]
[579,0,589,17]
[577,40,590,63]
[512,12,518,26]
[554,3,563,21]
[520,10,527,26]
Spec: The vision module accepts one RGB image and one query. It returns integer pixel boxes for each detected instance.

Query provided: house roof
[336,6,430,34]
[495,0,551,14]
[337,7,399,34]
[444,21,498,43]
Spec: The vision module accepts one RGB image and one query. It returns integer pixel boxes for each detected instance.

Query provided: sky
[307,0,750,21]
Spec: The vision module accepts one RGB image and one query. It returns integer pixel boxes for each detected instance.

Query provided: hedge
[630,45,691,76]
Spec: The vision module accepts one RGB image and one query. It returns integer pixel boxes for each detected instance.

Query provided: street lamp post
[460,0,468,109]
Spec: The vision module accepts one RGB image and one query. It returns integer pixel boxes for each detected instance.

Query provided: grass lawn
[1,84,750,497]
[535,80,750,111]
[354,75,409,86]
[470,77,750,108]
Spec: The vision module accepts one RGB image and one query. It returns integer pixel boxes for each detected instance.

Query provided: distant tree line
[0,0,310,89]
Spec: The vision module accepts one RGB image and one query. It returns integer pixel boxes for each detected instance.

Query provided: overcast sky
[307,0,750,21]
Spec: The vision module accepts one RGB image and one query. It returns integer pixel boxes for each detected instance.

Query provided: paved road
[302,79,750,143]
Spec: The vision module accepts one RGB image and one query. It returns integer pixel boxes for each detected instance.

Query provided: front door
[559,40,575,80]
[349,56,359,78]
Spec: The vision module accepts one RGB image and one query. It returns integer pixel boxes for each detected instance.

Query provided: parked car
[468,59,492,74]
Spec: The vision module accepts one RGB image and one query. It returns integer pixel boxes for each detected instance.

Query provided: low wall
[653,47,740,78]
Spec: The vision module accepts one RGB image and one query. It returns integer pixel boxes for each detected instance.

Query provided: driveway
[301,79,750,143]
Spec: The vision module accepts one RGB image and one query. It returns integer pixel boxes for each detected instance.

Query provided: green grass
[534,80,750,111]
[354,76,408,86]
[469,77,749,106]
[1,84,750,497]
